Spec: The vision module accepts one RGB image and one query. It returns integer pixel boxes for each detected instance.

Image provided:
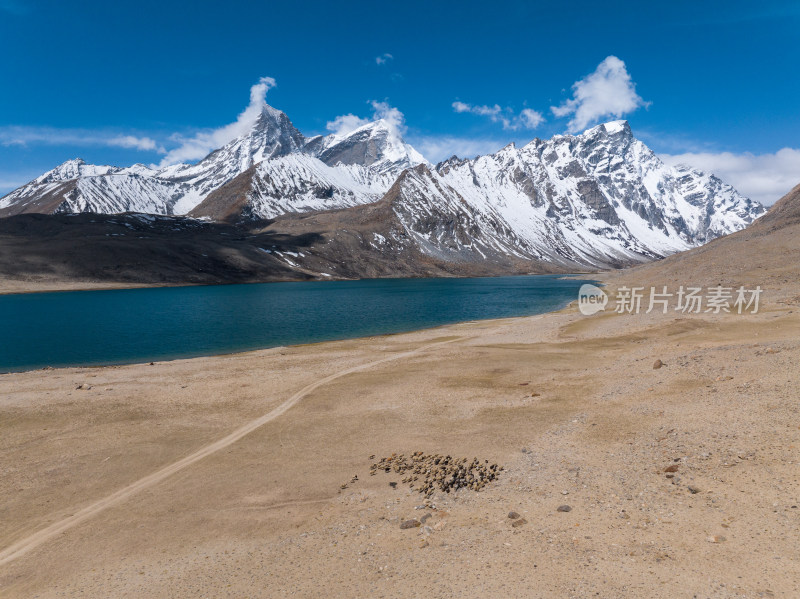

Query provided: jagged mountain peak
[38,158,117,183]
[207,102,306,165]
[597,119,632,136]
[572,119,633,140]
[44,158,86,180]
[310,118,427,173]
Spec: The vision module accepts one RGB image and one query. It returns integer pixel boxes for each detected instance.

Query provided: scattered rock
[664,464,680,473]
[419,540,429,548]
[508,511,521,520]
[557,505,572,513]
[653,359,664,369]
[687,485,701,494]
[511,518,528,528]
[400,519,421,530]
[530,392,541,397]
[420,513,432,524]
[371,452,503,497]
[706,535,727,543]
[389,482,398,489]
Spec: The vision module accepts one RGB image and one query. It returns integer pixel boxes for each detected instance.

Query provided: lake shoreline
[1,274,600,373]
[0,268,606,296]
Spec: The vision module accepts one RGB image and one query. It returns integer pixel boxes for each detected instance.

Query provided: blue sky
[1,0,798,203]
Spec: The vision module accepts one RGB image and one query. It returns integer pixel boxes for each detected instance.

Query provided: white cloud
[519,108,545,129]
[375,53,394,65]
[326,114,370,136]
[0,126,164,153]
[370,100,407,137]
[326,100,409,141]
[661,148,800,206]
[108,135,162,151]
[407,135,507,163]
[159,76,277,165]
[551,56,648,132]
[451,101,544,131]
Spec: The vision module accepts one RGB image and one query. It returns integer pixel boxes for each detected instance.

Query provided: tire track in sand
[0,336,464,567]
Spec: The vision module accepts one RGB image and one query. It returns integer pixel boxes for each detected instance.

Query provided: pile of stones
[370,451,502,497]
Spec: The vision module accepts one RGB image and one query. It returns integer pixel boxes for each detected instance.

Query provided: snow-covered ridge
[377,121,764,268]
[0,104,765,269]
[0,104,426,216]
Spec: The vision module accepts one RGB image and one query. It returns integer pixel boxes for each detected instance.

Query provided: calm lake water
[0,275,594,372]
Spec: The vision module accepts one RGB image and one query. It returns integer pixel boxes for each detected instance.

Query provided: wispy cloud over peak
[326,100,408,140]
[452,101,544,131]
[326,113,370,137]
[551,56,648,132]
[370,100,407,137]
[159,76,277,166]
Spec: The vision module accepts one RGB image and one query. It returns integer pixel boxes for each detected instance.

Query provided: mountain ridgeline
[0,104,766,277]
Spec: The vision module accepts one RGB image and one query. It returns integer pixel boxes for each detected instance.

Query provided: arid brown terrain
[0,185,798,597]
[0,207,563,295]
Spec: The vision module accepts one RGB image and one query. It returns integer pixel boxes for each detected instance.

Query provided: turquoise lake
[0,275,594,372]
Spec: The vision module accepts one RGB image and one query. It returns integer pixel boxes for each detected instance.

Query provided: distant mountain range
[0,103,765,275]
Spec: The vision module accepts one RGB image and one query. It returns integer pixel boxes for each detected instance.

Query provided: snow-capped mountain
[373,121,764,268]
[0,105,422,220]
[157,104,307,213]
[0,158,183,216]
[0,103,765,270]
[189,153,399,221]
[189,118,424,221]
[305,119,428,173]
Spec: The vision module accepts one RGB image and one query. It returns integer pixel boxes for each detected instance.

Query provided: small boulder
[653,359,664,369]
[400,519,421,530]
[556,505,572,513]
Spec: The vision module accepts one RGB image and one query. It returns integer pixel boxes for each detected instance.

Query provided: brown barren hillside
[606,183,800,294]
